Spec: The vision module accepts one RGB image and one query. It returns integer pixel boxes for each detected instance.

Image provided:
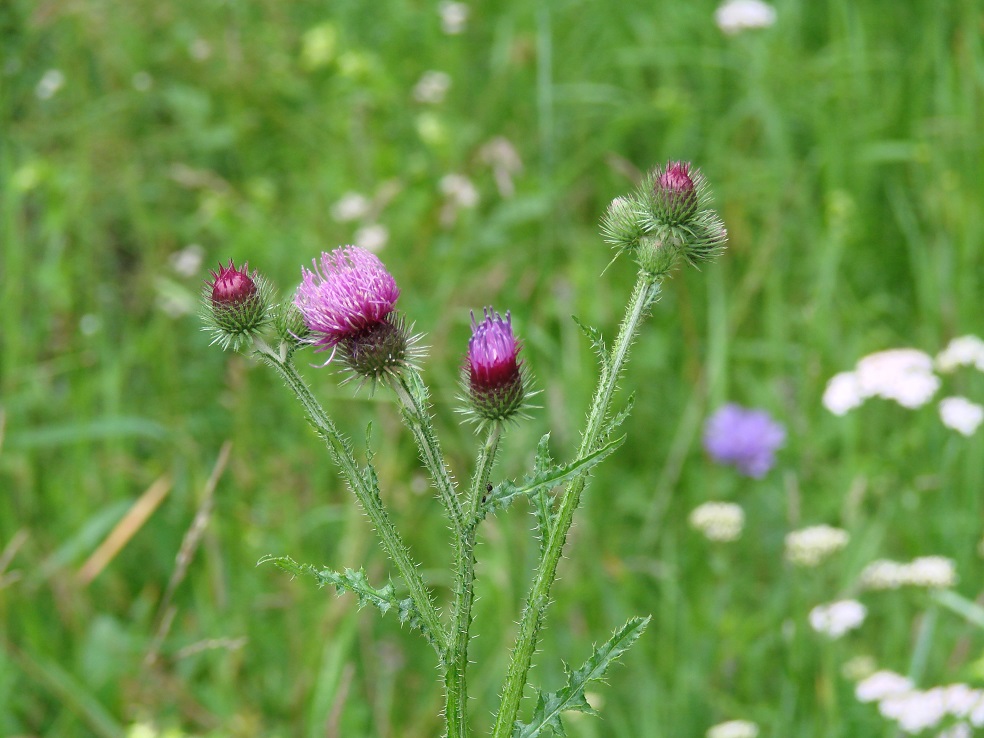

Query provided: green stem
[263,353,448,657]
[492,275,660,736]
[445,424,502,738]
[393,370,466,536]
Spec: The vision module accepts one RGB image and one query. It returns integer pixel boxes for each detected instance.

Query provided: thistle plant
[201,160,727,736]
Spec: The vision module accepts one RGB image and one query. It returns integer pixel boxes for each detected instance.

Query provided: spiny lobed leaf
[571,314,607,366]
[532,434,555,551]
[598,393,635,448]
[259,555,442,653]
[512,615,651,738]
[479,435,625,521]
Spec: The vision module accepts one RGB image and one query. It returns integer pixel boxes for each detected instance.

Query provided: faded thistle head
[601,160,728,278]
[460,308,531,427]
[201,260,273,350]
[295,246,418,384]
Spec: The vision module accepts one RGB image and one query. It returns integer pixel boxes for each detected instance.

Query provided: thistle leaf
[532,434,555,548]
[259,555,441,652]
[570,315,607,364]
[480,435,625,520]
[598,393,635,446]
[512,616,651,738]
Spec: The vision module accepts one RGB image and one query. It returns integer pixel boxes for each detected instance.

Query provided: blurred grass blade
[77,475,172,585]
[7,416,169,449]
[932,590,984,630]
[4,639,124,738]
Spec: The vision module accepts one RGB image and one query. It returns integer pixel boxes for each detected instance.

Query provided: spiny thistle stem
[492,273,661,737]
[260,348,448,657]
[393,369,466,536]
[445,423,502,738]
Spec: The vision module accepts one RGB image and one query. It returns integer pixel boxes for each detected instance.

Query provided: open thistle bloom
[602,160,727,277]
[295,246,414,381]
[201,259,272,350]
[703,403,785,478]
[462,308,529,425]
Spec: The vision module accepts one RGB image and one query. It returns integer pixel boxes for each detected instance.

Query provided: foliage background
[2,0,982,735]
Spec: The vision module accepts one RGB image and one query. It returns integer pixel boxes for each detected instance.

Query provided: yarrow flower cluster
[462,308,529,426]
[784,525,849,567]
[601,160,727,277]
[938,396,984,436]
[688,501,745,542]
[855,671,984,735]
[808,600,866,639]
[859,556,957,591]
[714,0,777,35]
[703,404,786,478]
[295,246,414,382]
[706,719,759,738]
[936,335,984,373]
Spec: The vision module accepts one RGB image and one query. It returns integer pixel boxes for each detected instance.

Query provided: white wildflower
[937,724,973,738]
[36,69,65,100]
[439,1,469,34]
[860,556,956,591]
[413,70,451,104]
[169,243,204,278]
[941,684,984,719]
[706,719,759,738]
[936,335,984,373]
[809,600,867,639]
[823,371,865,415]
[688,502,744,542]
[856,670,914,703]
[354,224,389,253]
[331,192,371,222]
[880,687,948,733]
[479,136,524,198]
[79,314,102,337]
[855,348,940,409]
[441,173,479,208]
[905,556,957,589]
[939,396,984,436]
[714,0,777,35]
[784,525,849,567]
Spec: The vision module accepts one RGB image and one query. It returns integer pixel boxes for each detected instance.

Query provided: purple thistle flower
[464,308,527,424]
[208,259,258,308]
[295,246,400,352]
[201,259,271,350]
[703,403,785,478]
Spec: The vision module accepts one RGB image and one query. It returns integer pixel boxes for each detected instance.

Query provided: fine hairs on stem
[202,160,727,736]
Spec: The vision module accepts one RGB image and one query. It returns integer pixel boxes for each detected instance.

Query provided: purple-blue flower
[295,246,400,352]
[703,403,785,478]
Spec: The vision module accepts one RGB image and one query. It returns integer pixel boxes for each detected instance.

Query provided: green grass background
[2,0,983,735]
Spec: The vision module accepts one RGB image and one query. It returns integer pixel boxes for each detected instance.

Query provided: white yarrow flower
[36,69,65,100]
[939,396,984,436]
[331,192,371,222]
[937,723,973,738]
[714,0,777,35]
[809,600,867,639]
[353,224,389,253]
[936,335,984,373]
[784,525,849,567]
[439,1,469,34]
[860,556,957,590]
[413,70,452,104]
[880,687,949,733]
[856,670,914,703]
[689,502,745,542]
[706,719,759,738]
[823,371,865,415]
[855,348,940,409]
[169,243,205,278]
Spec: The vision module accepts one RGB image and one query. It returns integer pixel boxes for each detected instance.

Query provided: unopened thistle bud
[461,308,529,426]
[294,246,417,383]
[601,160,727,278]
[201,260,272,350]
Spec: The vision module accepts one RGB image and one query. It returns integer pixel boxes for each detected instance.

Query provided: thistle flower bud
[295,246,417,382]
[201,260,272,350]
[461,308,529,426]
[655,161,698,222]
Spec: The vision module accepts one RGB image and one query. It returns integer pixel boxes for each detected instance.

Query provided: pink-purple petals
[295,246,400,353]
[464,308,527,424]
